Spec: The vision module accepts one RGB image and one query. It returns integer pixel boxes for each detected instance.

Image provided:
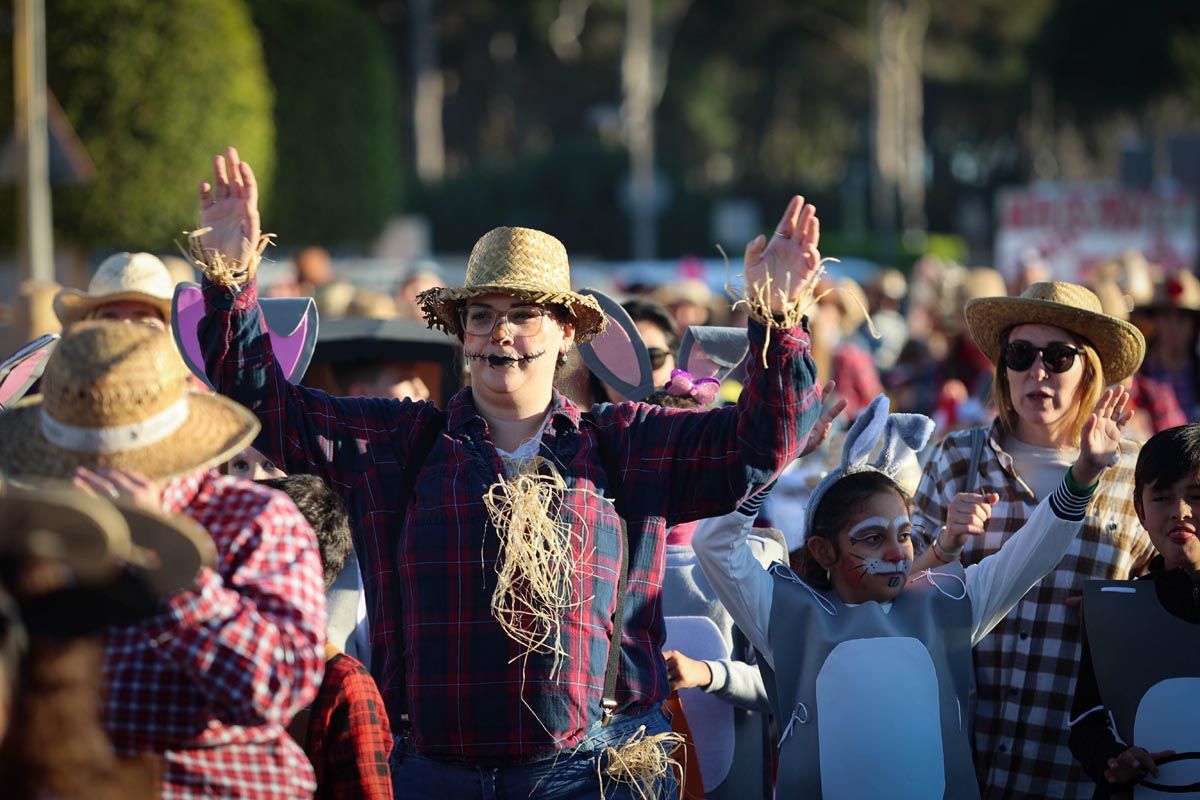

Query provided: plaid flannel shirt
[102,469,327,799]
[199,279,819,762]
[914,422,1154,799]
[305,650,393,800]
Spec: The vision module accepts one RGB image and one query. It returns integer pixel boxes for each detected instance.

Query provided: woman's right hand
[1074,385,1132,487]
[942,491,1000,552]
[198,146,262,272]
[1105,746,1175,784]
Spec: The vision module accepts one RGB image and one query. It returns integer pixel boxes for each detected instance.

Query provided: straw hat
[1137,269,1200,314]
[417,226,606,342]
[965,281,1146,384]
[54,252,175,326]
[0,483,213,598]
[0,321,260,481]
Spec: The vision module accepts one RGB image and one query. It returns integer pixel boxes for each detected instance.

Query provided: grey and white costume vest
[1083,580,1200,799]
[764,560,980,800]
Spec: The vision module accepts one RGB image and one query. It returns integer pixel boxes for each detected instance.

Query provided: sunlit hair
[990,327,1104,444]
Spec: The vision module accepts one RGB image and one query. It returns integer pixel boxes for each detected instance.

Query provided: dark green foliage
[3,0,276,250]
[247,0,401,248]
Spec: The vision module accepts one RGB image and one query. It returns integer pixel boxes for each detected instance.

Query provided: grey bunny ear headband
[578,288,747,403]
[801,394,935,543]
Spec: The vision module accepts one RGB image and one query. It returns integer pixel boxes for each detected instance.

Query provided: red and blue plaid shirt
[200,279,819,762]
[102,469,327,798]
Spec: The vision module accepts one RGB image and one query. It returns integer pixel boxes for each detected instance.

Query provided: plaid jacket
[199,279,819,762]
[304,649,393,800]
[914,423,1154,799]
[102,469,327,799]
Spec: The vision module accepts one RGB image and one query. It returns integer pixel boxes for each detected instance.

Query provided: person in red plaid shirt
[262,474,393,800]
[0,321,327,799]
[193,147,823,798]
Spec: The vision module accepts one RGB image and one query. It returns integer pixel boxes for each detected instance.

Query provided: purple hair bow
[665,369,721,406]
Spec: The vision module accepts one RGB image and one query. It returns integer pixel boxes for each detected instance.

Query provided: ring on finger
[773,230,788,237]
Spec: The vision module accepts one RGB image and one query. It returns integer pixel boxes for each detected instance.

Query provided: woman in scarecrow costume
[192,147,823,799]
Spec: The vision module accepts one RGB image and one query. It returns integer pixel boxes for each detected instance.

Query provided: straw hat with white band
[54,252,175,326]
[0,321,259,482]
[965,281,1147,384]
[417,226,606,342]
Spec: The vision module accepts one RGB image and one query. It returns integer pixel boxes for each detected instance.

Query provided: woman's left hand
[743,196,822,314]
[73,467,163,513]
[1075,385,1132,487]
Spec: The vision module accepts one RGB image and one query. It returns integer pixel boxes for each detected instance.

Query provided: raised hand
[197,146,262,274]
[799,380,847,457]
[1074,385,1132,487]
[743,196,822,315]
[73,466,162,512]
[942,491,1000,551]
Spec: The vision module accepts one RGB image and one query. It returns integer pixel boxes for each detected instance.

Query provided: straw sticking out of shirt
[484,456,584,680]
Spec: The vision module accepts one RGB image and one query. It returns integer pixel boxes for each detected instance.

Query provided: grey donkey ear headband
[801,394,935,543]
[578,288,748,403]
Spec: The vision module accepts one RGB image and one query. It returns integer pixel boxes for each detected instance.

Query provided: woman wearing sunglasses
[913,281,1153,800]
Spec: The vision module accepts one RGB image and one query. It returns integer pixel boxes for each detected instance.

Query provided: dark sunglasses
[1001,340,1085,374]
[647,348,671,370]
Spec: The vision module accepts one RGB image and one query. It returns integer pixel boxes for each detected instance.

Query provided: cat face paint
[837,511,915,597]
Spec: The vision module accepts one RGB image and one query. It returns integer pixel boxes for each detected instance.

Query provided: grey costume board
[1083,580,1200,798]
[664,538,779,800]
[765,561,980,800]
[325,550,368,668]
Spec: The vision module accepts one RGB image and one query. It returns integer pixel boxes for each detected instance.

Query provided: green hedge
[0,0,276,251]
[247,0,401,248]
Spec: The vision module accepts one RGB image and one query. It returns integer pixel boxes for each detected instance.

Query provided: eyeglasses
[647,348,672,370]
[461,305,551,337]
[1001,340,1086,374]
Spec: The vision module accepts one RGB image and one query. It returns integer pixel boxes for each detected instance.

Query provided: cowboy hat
[54,252,175,326]
[0,321,260,482]
[1135,269,1200,315]
[965,281,1146,384]
[417,226,606,342]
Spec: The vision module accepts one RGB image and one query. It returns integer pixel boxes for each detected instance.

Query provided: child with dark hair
[1069,423,1200,798]
[260,475,392,800]
[695,391,1126,799]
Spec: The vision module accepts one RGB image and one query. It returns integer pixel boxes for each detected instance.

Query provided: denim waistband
[398,703,671,769]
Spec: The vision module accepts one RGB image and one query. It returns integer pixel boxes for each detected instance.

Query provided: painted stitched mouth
[465,350,546,368]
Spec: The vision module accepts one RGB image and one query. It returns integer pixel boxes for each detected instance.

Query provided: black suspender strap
[584,411,631,726]
[393,414,444,726]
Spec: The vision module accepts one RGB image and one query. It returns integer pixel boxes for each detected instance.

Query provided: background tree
[0,0,275,251]
[247,0,401,248]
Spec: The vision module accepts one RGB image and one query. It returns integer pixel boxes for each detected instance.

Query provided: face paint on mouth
[465,350,547,368]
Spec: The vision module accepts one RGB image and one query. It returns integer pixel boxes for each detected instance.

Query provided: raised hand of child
[663,649,714,691]
[1074,385,1132,487]
[1105,746,1175,784]
[940,491,1001,556]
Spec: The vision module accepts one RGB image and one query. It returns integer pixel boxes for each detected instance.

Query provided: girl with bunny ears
[692,388,1131,800]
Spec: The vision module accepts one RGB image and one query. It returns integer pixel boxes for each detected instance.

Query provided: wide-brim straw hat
[417,226,606,342]
[54,252,175,326]
[115,499,215,597]
[0,321,259,482]
[965,281,1146,384]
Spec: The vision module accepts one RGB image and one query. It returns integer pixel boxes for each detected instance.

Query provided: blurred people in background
[863,267,909,371]
[295,246,335,296]
[1091,280,1186,439]
[1136,269,1200,420]
[344,288,398,320]
[809,276,882,421]
[394,261,445,321]
[54,252,175,332]
[653,278,713,330]
[314,281,358,320]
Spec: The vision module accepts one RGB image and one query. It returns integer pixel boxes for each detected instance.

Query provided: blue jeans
[391,706,677,800]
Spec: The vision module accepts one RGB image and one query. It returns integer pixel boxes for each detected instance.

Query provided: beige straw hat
[54,252,175,326]
[965,281,1147,384]
[0,321,260,482]
[417,226,606,342]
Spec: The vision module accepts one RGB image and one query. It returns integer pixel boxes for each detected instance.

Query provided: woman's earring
[557,351,569,366]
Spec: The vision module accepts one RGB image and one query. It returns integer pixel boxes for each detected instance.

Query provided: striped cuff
[1048,474,1093,521]
[736,488,769,517]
